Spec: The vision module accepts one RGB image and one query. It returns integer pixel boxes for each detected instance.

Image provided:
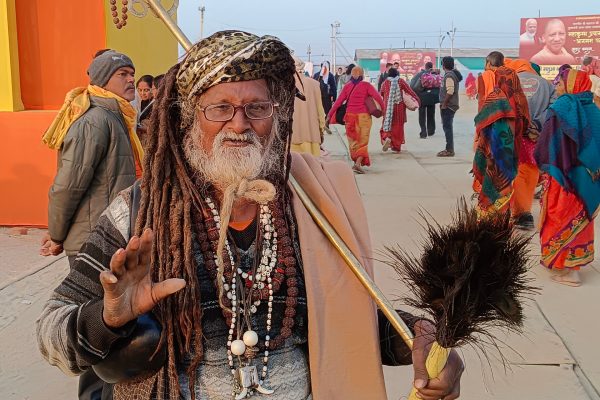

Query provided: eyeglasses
[198,101,279,122]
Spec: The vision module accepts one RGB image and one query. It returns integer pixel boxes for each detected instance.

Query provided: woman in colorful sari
[328,66,384,174]
[465,72,477,100]
[379,68,419,153]
[473,60,530,216]
[535,70,600,287]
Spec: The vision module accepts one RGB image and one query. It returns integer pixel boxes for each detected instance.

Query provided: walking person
[337,63,355,96]
[465,73,477,100]
[313,61,337,116]
[410,62,440,138]
[39,49,142,400]
[472,52,529,216]
[505,58,555,230]
[438,57,463,157]
[535,69,600,287]
[291,56,326,156]
[329,66,384,174]
[380,68,419,153]
[378,62,392,92]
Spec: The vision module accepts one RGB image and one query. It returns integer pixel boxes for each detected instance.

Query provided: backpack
[420,72,442,89]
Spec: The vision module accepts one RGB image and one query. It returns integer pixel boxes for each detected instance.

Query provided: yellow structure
[0,0,178,226]
[104,1,178,78]
[0,0,23,111]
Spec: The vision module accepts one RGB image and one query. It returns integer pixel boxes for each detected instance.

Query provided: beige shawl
[290,152,387,399]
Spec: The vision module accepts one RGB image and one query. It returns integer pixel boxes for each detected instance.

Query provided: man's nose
[224,107,252,132]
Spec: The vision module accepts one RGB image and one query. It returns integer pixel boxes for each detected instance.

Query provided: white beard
[183,127,278,190]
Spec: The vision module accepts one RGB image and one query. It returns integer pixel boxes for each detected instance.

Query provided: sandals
[382,138,391,152]
[437,149,455,157]
[551,269,581,287]
[352,164,365,174]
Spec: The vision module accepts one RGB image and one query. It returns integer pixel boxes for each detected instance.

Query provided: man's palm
[100,228,186,328]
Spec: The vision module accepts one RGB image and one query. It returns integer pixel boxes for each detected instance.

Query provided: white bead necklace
[206,197,277,398]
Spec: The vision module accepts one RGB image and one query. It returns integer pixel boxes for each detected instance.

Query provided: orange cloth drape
[511,163,539,216]
[344,112,372,165]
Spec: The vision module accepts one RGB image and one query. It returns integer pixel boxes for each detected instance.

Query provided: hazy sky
[176,1,594,63]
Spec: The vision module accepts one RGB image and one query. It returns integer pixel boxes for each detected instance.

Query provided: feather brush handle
[408,341,451,400]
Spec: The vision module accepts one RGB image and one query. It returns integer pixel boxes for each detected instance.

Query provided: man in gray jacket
[41,50,138,266]
[40,50,139,400]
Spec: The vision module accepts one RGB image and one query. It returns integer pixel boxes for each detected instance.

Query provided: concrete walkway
[0,95,599,399]
[324,96,600,400]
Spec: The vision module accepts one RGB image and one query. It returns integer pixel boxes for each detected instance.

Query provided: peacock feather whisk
[381,198,537,399]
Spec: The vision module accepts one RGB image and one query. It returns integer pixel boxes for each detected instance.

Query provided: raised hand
[99,228,186,328]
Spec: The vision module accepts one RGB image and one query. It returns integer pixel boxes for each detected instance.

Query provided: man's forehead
[199,79,269,101]
[545,20,565,33]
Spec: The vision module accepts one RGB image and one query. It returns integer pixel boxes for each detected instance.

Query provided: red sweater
[328,81,385,123]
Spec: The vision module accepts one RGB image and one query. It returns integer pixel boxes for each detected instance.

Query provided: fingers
[99,270,119,289]
[40,233,51,246]
[138,228,154,267]
[40,241,51,256]
[125,236,141,270]
[49,242,63,256]
[417,349,464,399]
[412,319,436,390]
[443,381,460,400]
[110,248,127,277]
[151,278,186,303]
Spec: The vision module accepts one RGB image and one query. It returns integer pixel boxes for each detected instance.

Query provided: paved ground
[1,94,599,399]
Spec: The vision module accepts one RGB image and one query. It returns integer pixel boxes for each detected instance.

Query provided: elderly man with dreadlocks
[37,31,463,400]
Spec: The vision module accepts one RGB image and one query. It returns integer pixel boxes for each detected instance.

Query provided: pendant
[234,365,274,399]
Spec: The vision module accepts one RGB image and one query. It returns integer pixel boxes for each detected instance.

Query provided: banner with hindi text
[519,14,600,79]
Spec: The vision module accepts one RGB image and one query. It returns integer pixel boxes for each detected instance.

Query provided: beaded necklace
[203,196,299,399]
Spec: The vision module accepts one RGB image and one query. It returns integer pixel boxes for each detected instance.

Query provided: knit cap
[87,50,135,87]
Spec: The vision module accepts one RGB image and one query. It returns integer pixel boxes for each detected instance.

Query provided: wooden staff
[141,0,417,350]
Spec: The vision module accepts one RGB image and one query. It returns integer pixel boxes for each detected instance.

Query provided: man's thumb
[152,278,186,303]
[413,360,429,389]
[414,376,428,390]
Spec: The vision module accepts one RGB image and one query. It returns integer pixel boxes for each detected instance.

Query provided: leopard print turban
[176,30,296,100]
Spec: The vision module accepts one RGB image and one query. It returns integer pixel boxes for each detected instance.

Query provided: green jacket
[48,96,136,255]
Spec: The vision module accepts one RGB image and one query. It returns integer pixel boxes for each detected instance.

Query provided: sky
[176,0,595,64]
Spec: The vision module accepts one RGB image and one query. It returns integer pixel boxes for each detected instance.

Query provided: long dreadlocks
[132,32,298,397]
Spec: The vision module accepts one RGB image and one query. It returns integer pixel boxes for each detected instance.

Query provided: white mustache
[216,130,261,146]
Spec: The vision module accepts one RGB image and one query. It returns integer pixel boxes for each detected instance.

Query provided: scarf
[176,30,296,100]
[42,85,144,173]
[473,89,519,215]
[535,70,600,217]
[504,58,537,75]
[562,68,592,93]
[383,76,401,132]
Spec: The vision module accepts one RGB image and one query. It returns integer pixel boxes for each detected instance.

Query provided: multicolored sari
[535,69,600,269]
[473,67,529,216]
[473,89,519,215]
